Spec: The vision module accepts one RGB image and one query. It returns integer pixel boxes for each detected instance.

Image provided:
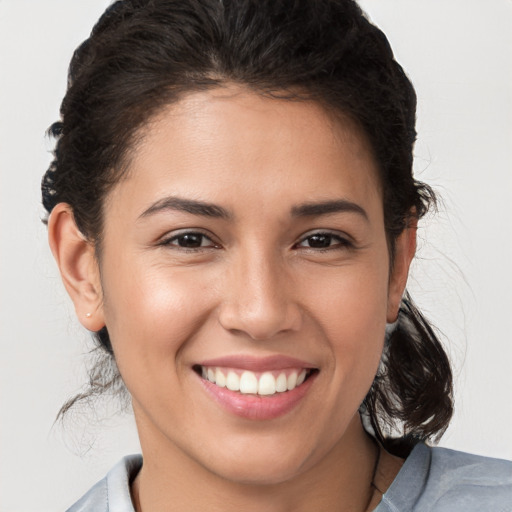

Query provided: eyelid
[158,228,220,248]
[295,229,354,249]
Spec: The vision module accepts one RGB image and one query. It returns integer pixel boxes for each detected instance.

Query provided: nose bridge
[218,244,301,340]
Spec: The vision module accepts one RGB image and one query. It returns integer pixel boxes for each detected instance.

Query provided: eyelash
[159,230,353,252]
[159,231,218,251]
[295,231,354,252]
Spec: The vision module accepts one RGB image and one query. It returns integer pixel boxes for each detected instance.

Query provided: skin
[49,86,416,512]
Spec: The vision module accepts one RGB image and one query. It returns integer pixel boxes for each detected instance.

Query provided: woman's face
[93,87,411,484]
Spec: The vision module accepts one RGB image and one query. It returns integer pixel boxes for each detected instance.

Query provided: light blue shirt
[375,443,512,511]
[67,444,512,511]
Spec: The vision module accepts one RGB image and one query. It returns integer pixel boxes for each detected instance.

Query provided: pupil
[179,234,202,247]
[309,234,331,248]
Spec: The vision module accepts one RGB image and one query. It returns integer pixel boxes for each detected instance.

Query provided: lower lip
[197,371,317,421]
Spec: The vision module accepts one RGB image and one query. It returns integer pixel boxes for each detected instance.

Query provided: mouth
[193,365,317,396]
[193,355,319,420]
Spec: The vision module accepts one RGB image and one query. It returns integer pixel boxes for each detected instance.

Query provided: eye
[162,231,217,249]
[296,232,352,250]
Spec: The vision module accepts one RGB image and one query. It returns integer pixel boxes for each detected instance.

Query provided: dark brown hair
[42,0,453,447]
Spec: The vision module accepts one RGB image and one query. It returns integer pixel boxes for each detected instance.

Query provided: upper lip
[196,355,317,372]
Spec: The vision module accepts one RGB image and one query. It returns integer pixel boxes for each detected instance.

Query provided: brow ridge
[139,196,367,222]
[291,199,368,220]
[139,196,231,219]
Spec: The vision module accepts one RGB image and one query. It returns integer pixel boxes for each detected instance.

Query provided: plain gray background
[1,1,511,510]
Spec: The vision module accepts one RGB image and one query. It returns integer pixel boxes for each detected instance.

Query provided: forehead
[112,86,382,217]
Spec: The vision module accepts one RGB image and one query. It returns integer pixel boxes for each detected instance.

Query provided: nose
[217,249,302,341]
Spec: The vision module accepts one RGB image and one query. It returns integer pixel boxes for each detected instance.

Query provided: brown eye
[297,232,352,250]
[164,232,215,249]
[305,234,333,248]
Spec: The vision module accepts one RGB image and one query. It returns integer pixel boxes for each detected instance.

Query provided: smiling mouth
[193,365,317,396]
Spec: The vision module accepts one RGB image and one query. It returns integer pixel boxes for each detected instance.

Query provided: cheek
[100,258,216,381]
[302,258,389,386]
[303,257,390,336]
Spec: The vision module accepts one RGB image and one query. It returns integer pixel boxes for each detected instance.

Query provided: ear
[48,203,105,331]
[387,216,417,323]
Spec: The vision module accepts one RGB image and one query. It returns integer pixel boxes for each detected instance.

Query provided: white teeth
[258,372,276,395]
[287,372,298,390]
[215,368,226,388]
[296,369,306,386]
[276,373,287,392]
[240,371,258,394]
[201,367,312,395]
[226,371,240,391]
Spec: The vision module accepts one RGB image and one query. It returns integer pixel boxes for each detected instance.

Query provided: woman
[42,0,511,510]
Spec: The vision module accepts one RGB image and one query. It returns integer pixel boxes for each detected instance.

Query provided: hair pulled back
[42,0,453,447]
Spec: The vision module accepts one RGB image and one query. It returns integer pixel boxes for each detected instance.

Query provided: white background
[0,1,511,510]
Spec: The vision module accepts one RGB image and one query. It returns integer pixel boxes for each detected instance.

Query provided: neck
[131,415,378,512]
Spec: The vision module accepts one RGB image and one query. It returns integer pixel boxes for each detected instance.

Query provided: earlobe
[48,203,105,331]
[387,217,417,323]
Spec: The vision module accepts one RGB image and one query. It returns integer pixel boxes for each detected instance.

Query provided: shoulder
[424,445,512,510]
[377,443,512,512]
[66,454,142,512]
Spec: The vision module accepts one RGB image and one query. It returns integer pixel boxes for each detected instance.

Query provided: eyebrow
[139,196,231,220]
[138,196,367,222]
[291,199,368,220]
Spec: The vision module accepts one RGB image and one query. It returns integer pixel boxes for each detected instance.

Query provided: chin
[210,459,308,487]
[196,437,320,486]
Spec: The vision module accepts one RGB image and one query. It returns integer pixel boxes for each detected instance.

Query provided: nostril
[217,289,303,341]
